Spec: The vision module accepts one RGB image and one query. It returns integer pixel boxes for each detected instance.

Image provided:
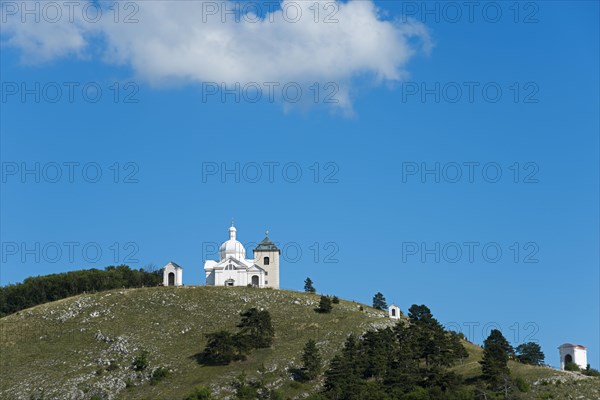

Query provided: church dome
[219,225,246,260]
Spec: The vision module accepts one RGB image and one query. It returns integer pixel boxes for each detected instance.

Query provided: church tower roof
[254,231,280,253]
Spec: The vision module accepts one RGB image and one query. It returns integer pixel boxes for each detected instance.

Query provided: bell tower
[253,230,280,288]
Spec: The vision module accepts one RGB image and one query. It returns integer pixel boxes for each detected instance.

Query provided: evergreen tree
[316,295,332,313]
[236,308,275,349]
[408,304,433,322]
[201,330,246,365]
[304,277,316,293]
[301,339,322,380]
[480,329,512,387]
[324,336,363,396]
[515,342,545,365]
[372,292,387,310]
[361,328,396,379]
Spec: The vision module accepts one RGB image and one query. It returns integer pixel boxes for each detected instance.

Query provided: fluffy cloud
[1,0,431,109]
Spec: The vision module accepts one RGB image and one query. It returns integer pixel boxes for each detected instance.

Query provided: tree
[332,296,340,304]
[236,308,275,349]
[408,304,433,322]
[480,329,512,387]
[316,295,332,313]
[201,330,246,365]
[301,339,322,380]
[372,292,387,310]
[304,277,316,293]
[515,342,545,365]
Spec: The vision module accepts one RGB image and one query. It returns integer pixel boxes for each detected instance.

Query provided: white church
[162,224,280,288]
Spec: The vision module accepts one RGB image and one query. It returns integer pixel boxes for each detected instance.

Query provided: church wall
[162,264,183,286]
[559,345,588,370]
[215,268,249,286]
[573,347,588,369]
[254,250,279,288]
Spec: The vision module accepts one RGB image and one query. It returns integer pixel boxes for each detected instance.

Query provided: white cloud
[1,0,431,110]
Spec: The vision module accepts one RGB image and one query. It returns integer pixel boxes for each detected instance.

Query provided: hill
[0,287,597,400]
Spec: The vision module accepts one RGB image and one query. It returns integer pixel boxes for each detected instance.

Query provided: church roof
[254,236,280,252]
[168,262,183,269]
[559,343,587,349]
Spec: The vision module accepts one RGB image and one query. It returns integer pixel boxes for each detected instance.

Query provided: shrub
[132,350,149,371]
[150,367,170,385]
[515,376,530,392]
[584,364,600,377]
[332,296,340,304]
[564,361,580,371]
[184,385,212,400]
[106,361,119,371]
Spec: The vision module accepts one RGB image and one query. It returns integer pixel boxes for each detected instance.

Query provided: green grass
[0,286,393,399]
[1,287,598,400]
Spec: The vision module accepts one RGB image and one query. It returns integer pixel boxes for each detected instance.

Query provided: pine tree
[316,295,332,313]
[372,292,387,310]
[201,330,246,365]
[301,339,322,380]
[515,342,545,365]
[480,329,512,387]
[236,308,275,349]
[304,277,316,293]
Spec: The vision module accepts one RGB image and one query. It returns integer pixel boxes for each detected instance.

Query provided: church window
[391,309,396,317]
[265,271,268,276]
[264,257,270,265]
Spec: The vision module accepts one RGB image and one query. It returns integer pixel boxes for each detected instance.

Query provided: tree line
[0,265,162,316]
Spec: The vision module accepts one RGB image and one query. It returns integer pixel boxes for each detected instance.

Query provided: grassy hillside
[0,287,597,400]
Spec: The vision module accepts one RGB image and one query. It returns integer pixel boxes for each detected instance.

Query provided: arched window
[263,257,270,265]
[391,309,396,317]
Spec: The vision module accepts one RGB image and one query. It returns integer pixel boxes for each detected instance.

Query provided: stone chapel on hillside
[559,343,588,370]
[203,224,280,288]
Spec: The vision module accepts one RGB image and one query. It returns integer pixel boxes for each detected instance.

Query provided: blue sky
[1,1,598,369]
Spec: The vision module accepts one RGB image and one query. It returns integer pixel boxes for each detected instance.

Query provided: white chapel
[204,224,280,288]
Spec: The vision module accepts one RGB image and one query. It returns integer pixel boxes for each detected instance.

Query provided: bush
[515,376,530,392]
[184,386,212,400]
[332,296,340,304]
[106,362,119,371]
[150,367,170,385]
[583,364,600,377]
[133,350,149,371]
[564,361,580,371]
